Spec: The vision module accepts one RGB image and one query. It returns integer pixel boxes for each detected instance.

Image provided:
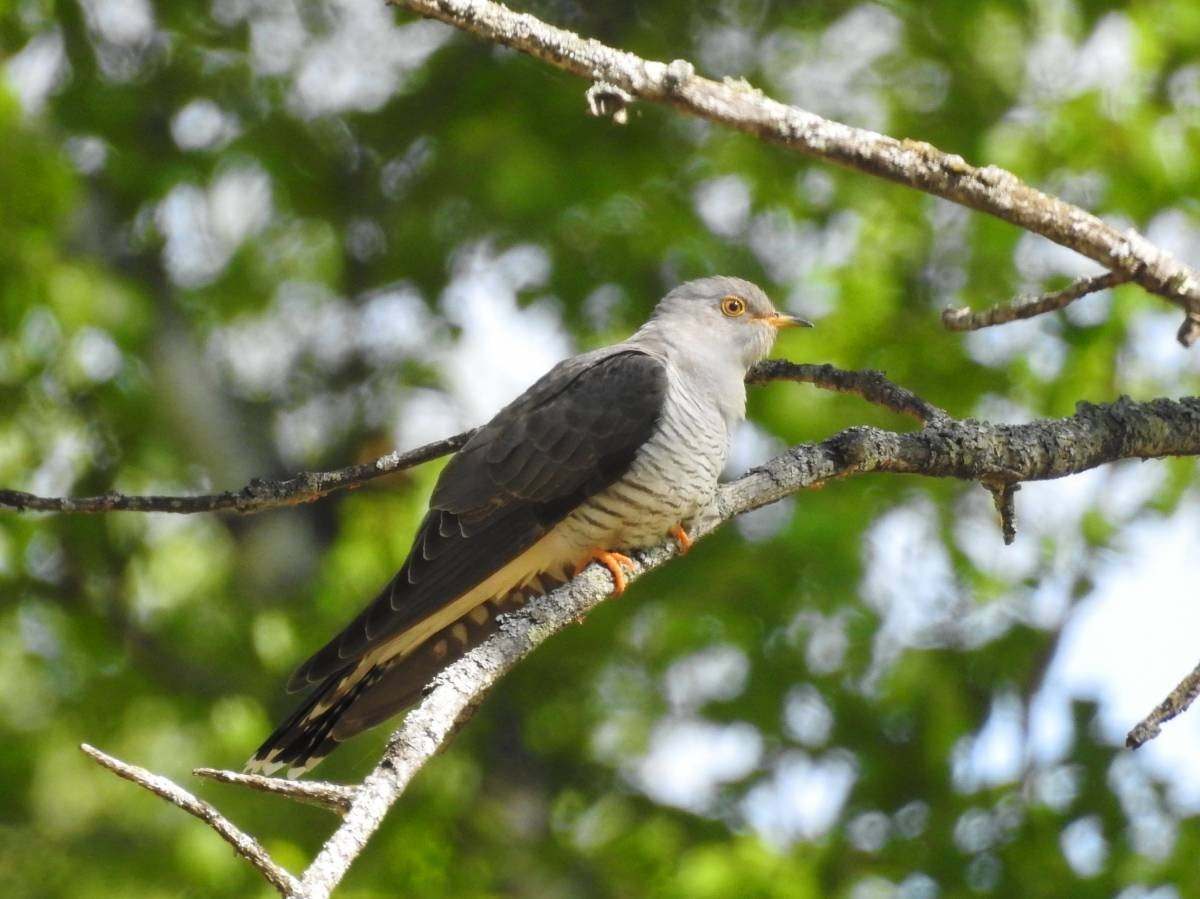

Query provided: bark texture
[390,0,1200,343]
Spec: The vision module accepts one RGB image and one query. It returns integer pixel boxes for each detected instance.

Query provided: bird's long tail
[246,588,539,777]
[244,663,382,778]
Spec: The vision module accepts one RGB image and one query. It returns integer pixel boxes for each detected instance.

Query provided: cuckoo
[248,276,810,776]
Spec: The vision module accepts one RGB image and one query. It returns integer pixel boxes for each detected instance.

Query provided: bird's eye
[721,295,747,317]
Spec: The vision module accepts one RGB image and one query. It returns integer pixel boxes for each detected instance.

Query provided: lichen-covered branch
[719,396,1200,518]
[80,744,300,895]
[83,393,1200,894]
[942,271,1131,332]
[1126,659,1200,749]
[290,393,1200,898]
[0,362,928,518]
[388,0,1200,344]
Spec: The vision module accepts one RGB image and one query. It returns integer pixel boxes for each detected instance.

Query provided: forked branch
[299,393,1200,897]
[83,393,1200,897]
[81,744,300,895]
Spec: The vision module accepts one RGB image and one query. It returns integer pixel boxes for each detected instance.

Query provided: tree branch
[388,0,1200,344]
[80,744,300,895]
[0,362,932,518]
[1126,658,1200,749]
[81,392,1200,894]
[57,5,1200,892]
[942,271,1131,332]
[749,360,950,425]
[193,767,359,816]
[291,393,1200,897]
[0,431,474,516]
[983,479,1020,546]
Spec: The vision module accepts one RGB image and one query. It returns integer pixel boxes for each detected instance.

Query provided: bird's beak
[763,312,814,330]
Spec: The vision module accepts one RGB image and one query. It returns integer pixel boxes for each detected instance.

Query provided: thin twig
[193,768,359,816]
[81,744,300,895]
[0,363,935,517]
[983,480,1020,545]
[1126,659,1200,749]
[942,271,1131,331]
[1179,311,1200,347]
[748,360,951,425]
[389,0,1200,342]
[0,431,474,516]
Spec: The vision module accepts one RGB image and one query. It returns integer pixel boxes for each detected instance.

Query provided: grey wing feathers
[287,349,668,692]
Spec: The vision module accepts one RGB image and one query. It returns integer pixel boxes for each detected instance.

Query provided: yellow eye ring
[721,295,747,317]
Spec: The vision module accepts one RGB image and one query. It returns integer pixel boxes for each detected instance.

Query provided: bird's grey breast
[572,360,732,549]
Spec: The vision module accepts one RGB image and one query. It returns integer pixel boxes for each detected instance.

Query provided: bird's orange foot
[587,549,636,596]
[670,524,693,555]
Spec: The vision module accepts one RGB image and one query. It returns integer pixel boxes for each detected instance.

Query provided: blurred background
[3,0,1200,896]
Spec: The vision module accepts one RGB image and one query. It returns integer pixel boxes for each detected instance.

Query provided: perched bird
[247,276,810,776]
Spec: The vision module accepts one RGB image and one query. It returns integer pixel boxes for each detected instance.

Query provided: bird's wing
[287,348,668,692]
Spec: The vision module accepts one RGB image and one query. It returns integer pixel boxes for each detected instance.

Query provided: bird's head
[648,276,812,369]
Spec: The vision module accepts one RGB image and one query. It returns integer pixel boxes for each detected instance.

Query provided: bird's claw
[588,550,636,595]
[670,524,693,554]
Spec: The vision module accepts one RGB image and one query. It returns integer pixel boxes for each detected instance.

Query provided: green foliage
[3,0,1200,896]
